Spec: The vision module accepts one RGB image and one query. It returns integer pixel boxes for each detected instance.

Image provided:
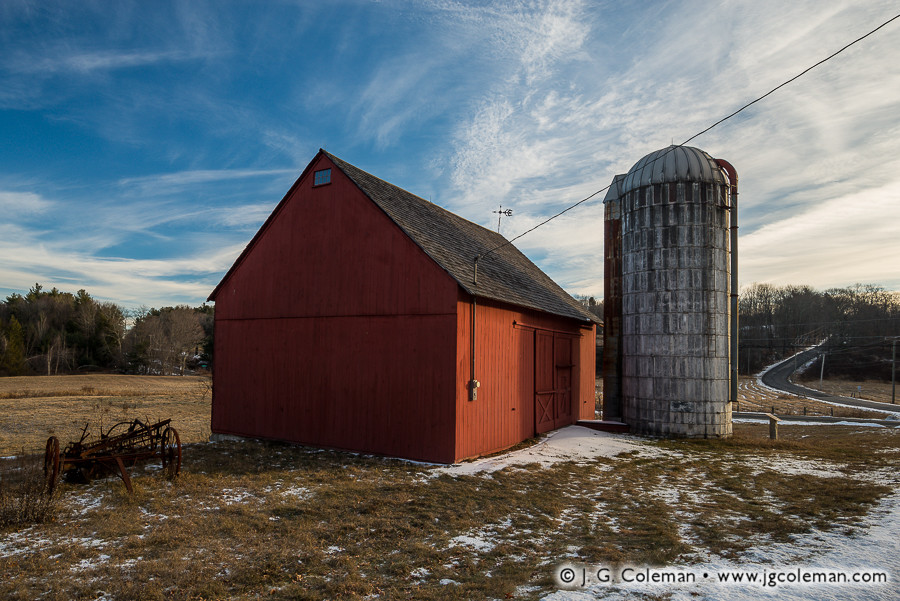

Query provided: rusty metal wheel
[161,426,181,479]
[44,436,60,493]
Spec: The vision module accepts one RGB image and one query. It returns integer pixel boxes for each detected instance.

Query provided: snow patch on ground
[450,533,497,553]
[0,527,115,558]
[67,490,105,515]
[409,566,430,580]
[220,488,260,506]
[0,528,54,558]
[261,479,313,501]
[280,485,312,499]
[542,493,900,601]
[746,456,845,478]
[435,426,661,476]
[70,553,110,572]
[448,517,515,554]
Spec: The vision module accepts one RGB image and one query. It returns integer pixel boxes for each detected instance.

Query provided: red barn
[208,150,597,463]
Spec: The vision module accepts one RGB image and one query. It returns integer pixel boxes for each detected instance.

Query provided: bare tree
[123,306,204,375]
[165,307,204,375]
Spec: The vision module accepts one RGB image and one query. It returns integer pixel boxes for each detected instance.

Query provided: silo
[602,174,626,421]
[619,145,733,437]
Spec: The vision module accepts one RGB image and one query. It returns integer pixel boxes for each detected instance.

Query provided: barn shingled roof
[324,151,595,324]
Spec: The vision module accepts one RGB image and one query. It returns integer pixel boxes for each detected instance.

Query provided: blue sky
[1,0,899,309]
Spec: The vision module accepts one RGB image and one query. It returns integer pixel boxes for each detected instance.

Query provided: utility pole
[819,352,826,385]
[892,338,896,404]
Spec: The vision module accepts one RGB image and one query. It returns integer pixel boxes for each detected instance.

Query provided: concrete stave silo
[605,145,734,437]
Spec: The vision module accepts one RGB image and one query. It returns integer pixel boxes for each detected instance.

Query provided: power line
[473,10,900,269]
[680,11,900,147]
[741,316,900,329]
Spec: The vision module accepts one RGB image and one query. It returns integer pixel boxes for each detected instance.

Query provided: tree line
[0,284,212,377]
[739,283,900,378]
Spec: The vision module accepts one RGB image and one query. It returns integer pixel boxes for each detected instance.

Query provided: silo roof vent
[622,145,726,193]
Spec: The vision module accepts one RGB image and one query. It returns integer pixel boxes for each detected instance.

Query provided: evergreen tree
[0,315,27,376]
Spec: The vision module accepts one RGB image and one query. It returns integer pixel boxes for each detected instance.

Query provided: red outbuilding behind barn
[208,150,597,463]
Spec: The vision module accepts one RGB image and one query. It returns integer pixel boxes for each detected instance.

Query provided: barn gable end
[210,153,460,462]
[211,153,458,320]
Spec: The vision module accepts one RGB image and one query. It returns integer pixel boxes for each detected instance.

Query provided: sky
[1,0,899,309]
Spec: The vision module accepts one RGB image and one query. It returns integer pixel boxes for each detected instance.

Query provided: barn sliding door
[534,331,556,434]
[554,336,573,429]
[534,330,575,434]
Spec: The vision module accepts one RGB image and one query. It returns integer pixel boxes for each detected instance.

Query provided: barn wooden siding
[454,294,596,461]
[212,155,461,463]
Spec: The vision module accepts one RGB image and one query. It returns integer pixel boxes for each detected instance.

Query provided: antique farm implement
[44,418,181,493]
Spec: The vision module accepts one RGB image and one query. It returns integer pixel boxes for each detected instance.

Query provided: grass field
[0,375,211,457]
[736,376,895,418]
[1,375,898,600]
[796,377,898,406]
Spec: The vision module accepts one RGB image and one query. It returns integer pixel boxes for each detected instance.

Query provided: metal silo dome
[622,145,726,194]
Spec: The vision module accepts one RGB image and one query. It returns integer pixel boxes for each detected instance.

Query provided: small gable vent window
[314,168,332,186]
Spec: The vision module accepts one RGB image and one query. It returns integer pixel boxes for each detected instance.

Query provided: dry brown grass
[0,375,898,600]
[0,375,211,456]
[0,454,59,527]
[0,423,897,600]
[796,377,898,406]
[736,377,892,418]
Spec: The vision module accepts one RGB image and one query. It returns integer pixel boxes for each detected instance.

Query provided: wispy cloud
[5,49,197,75]
[440,0,900,293]
[1,0,898,311]
[509,1,590,84]
[0,226,245,307]
[426,0,589,84]
[0,167,285,307]
[354,54,448,148]
[119,168,298,193]
[216,203,279,229]
[741,180,900,290]
[0,190,53,214]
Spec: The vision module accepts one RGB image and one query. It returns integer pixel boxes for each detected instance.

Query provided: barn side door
[534,331,556,434]
[553,336,573,430]
[534,331,575,434]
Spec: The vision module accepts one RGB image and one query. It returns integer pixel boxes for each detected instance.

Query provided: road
[759,345,900,413]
